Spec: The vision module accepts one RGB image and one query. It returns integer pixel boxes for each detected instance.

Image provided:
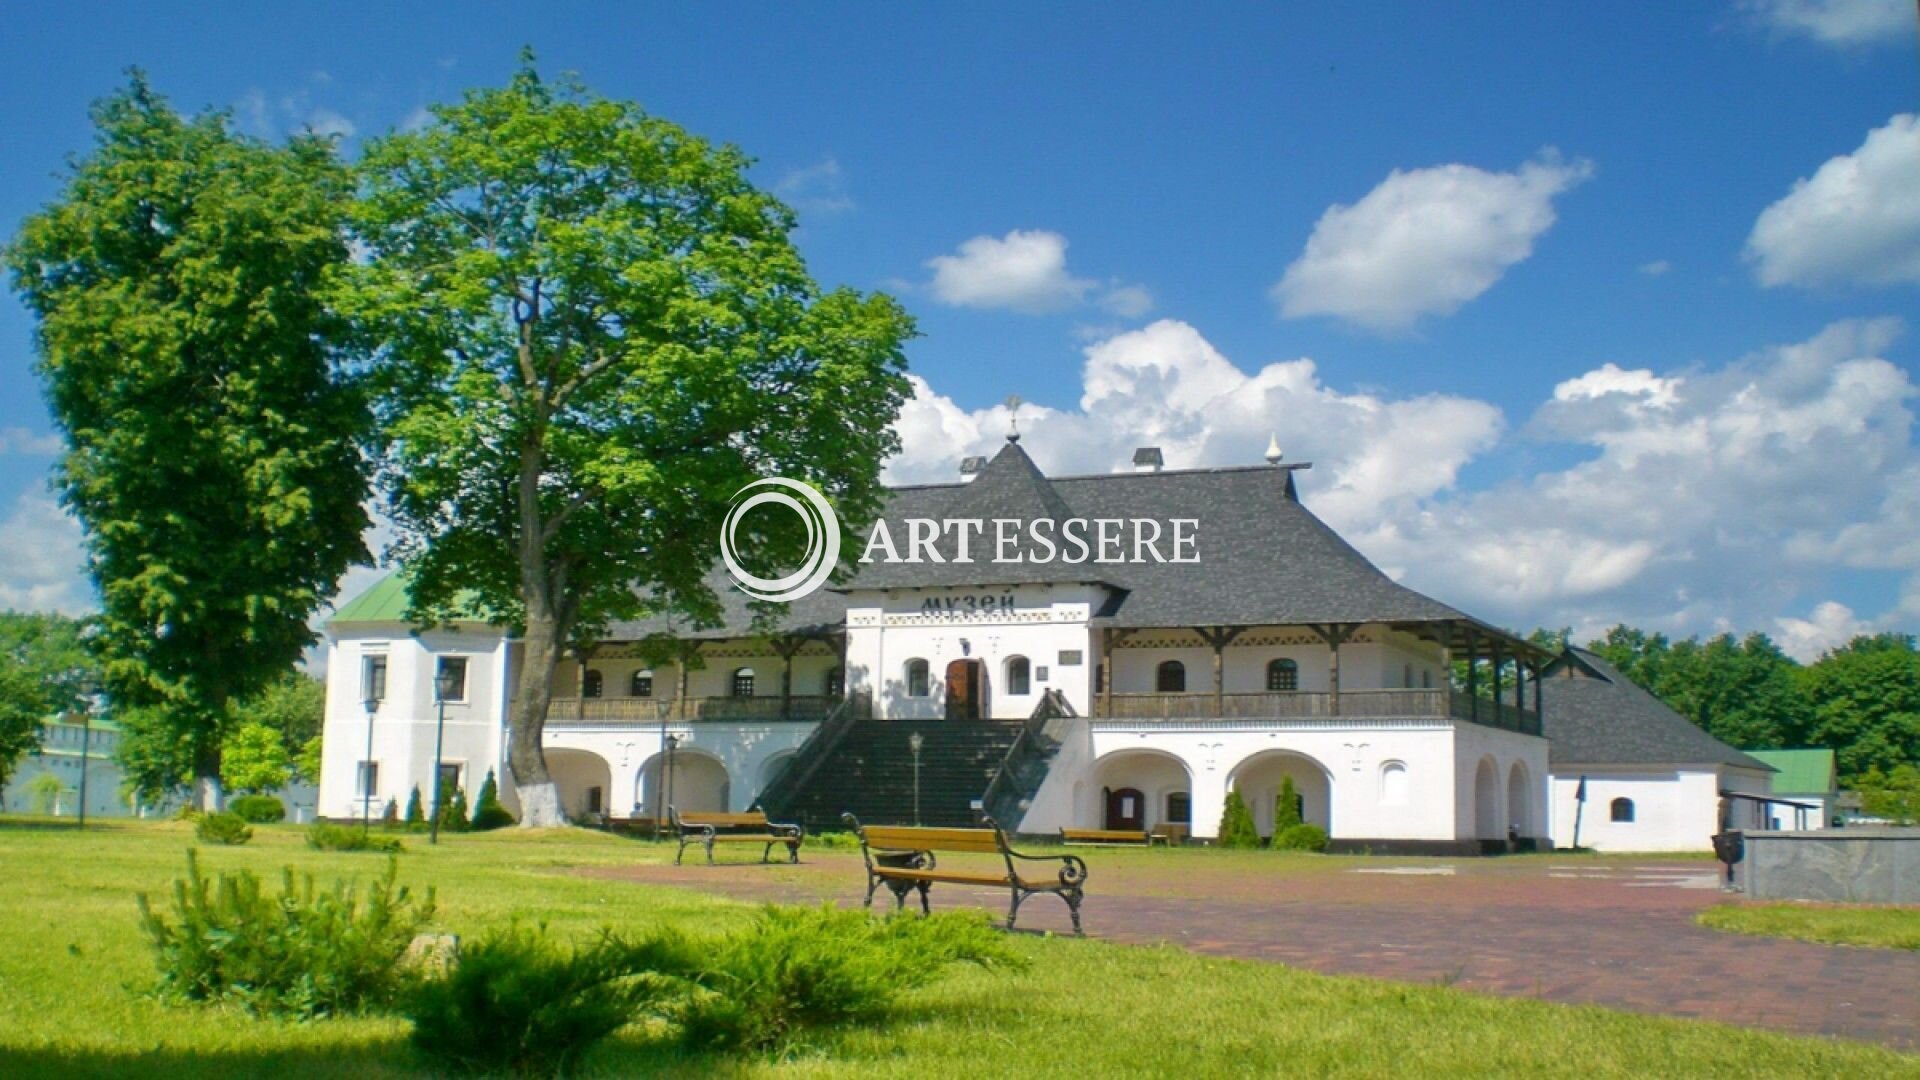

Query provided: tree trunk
[510,601,567,827]
[194,719,224,812]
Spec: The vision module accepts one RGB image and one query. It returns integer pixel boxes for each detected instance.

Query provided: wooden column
[1195,626,1245,719]
[1532,663,1543,720]
[1491,642,1504,727]
[1465,628,1479,723]
[771,636,806,720]
[1098,628,1114,718]
[576,646,589,724]
[674,641,700,720]
[1310,624,1355,716]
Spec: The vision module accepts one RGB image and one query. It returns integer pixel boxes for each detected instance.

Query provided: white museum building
[320,437,1671,853]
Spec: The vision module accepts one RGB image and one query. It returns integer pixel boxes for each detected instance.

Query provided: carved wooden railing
[1097,688,1539,734]
[544,694,840,725]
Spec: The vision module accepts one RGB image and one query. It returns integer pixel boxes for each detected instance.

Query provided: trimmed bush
[1274,776,1303,833]
[308,822,405,853]
[1216,789,1260,849]
[408,924,691,1075]
[135,851,435,1018]
[1274,823,1329,852]
[195,811,253,846]
[228,794,286,824]
[677,905,1024,1052]
[470,770,515,831]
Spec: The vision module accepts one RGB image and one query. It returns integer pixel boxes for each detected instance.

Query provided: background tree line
[1537,625,1920,785]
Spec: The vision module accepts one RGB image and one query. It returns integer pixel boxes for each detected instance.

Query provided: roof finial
[1265,433,1283,465]
[1005,394,1023,443]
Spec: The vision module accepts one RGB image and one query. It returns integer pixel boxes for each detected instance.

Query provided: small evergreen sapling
[1217,789,1260,849]
[404,786,425,829]
[470,770,515,831]
[381,798,399,827]
[1275,775,1303,833]
[439,785,470,833]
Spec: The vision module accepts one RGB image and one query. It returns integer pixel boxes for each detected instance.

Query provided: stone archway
[638,748,732,817]
[1228,750,1333,837]
[1090,749,1194,831]
[1474,756,1501,840]
[1506,760,1532,837]
[546,748,613,823]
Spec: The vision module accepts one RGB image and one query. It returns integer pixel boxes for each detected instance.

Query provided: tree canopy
[336,58,914,823]
[4,76,370,806]
[0,612,96,791]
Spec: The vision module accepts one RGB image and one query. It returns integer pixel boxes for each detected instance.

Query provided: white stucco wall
[1547,765,1776,852]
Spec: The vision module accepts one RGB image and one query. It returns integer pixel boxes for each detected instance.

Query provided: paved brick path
[581,851,1920,1050]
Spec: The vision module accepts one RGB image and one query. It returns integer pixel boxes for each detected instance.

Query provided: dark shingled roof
[607,440,1516,643]
[1538,648,1774,771]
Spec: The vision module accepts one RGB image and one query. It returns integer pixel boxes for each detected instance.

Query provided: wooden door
[945,659,980,721]
[1105,787,1145,830]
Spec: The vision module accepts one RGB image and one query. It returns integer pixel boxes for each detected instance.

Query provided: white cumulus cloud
[1774,600,1873,661]
[1747,114,1920,289]
[0,491,90,613]
[926,230,1097,314]
[774,157,855,215]
[1746,0,1914,47]
[1273,152,1593,333]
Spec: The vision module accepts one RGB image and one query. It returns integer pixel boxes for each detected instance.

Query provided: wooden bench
[843,813,1088,935]
[1060,827,1151,847]
[1149,823,1190,846]
[669,807,803,865]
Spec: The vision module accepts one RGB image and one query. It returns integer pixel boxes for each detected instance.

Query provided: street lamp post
[663,734,679,824]
[361,696,378,836]
[908,732,924,827]
[430,665,457,845]
[75,679,98,830]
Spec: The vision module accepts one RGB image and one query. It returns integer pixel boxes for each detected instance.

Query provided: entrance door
[944,659,982,721]
[1105,787,1145,830]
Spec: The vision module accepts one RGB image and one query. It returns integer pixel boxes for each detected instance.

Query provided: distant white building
[321,440,1556,853]
[1539,648,1775,852]
[1747,749,1837,830]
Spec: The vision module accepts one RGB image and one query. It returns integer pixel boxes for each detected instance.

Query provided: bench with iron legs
[842,813,1088,935]
[1059,827,1152,847]
[669,806,803,865]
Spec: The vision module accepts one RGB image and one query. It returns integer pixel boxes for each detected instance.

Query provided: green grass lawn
[1699,901,1920,951]
[1,818,1913,1078]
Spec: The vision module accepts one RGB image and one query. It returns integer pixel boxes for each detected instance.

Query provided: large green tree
[5,76,370,808]
[335,59,913,825]
[1586,626,1809,751]
[1796,634,1920,781]
[0,612,96,792]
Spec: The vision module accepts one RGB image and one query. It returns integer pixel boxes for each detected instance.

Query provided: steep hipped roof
[1538,647,1774,772]
[1747,749,1836,796]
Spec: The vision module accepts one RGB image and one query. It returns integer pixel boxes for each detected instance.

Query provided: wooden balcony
[543,695,842,725]
[1096,688,1539,734]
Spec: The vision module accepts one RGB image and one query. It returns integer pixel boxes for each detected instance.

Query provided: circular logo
[719,477,842,603]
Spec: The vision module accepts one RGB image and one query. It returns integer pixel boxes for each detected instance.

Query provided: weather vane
[1005,394,1023,443]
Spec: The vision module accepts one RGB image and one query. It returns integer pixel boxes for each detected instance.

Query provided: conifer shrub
[135,851,435,1018]
[228,794,286,824]
[407,923,694,1075]
[308,822,405,853]
[405,786,426,829]
[381,798,400,826]
[1273,823,1329,852]
[675,905,1024,1052]
[194,811,253,845]
[1216,789,1260,848]
[439,786,471,833]
[1275,775,1303,832]
[470,770,516,831]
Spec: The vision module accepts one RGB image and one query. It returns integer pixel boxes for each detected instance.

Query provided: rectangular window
[1167,792,1192,824]
[362,654,388,702]
[436,656,469,702]
[436,763,462,796]
[357,761,379,800]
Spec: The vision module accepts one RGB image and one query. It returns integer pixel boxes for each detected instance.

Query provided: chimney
[1132,447,1164,474]
[959,455,988,482]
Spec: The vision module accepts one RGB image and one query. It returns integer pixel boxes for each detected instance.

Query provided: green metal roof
[1748,749,1836,796]
[328,573,492,627]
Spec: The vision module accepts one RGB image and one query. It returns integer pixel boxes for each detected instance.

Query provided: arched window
[630,670,654,698]
[1610,797,1635,823]
[1380,761,1409,805]
[1156,660,1186,693]
[731,667,755,698]
[825,666,844,697]
[582,669,604,699]
[1266,658,1299,692]
[1006,655,1031,696]
[905,659,930,698]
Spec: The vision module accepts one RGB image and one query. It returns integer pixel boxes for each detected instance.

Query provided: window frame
[1610,797,1635,823]
[1266,657,1299,692]
[1005,655,1031,696]
[582,668,604,699]
[1156,660,1187,693]
[630,670,654,698]
[731,667,756,698]
[435,656,469,703]
[905,659,930,698]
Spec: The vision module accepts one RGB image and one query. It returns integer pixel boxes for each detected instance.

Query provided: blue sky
[2,2,1917,656]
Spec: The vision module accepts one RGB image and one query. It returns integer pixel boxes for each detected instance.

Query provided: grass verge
[0,817,1913,1077]
[1698,901,1920,951]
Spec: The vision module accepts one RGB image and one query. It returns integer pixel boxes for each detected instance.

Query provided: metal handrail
[750,689,871,816]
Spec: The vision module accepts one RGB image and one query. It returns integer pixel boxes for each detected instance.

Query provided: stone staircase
[771,721,1024,830]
